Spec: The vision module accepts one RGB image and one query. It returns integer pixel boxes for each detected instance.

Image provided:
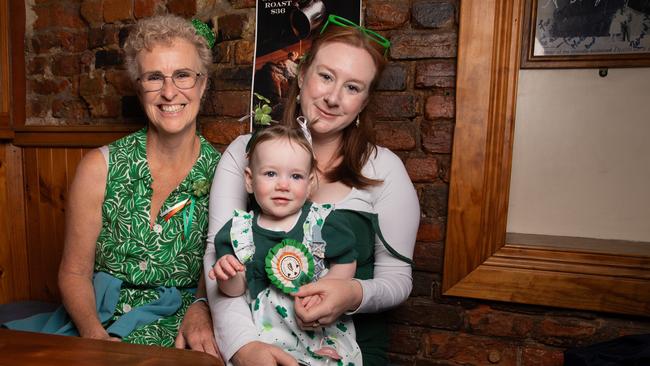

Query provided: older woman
[7,14,220,357]
[204,15,420,366]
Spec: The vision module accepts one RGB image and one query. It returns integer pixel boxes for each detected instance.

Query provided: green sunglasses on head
[320,14,391,56]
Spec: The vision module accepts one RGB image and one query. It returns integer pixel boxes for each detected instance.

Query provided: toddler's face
[245,138,313,226]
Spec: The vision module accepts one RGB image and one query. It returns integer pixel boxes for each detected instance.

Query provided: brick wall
[22,0,650,365]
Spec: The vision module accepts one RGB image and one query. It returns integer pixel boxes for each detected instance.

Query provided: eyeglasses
[137,69,203,92]
[320,14,391,56]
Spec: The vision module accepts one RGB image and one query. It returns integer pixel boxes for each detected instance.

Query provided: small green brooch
[192,179,210,197]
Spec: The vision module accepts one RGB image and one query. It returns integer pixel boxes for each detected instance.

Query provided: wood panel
[443,0,650,316]
[13,126,138,147]
[0,143,29,303]
[23,146,91,302]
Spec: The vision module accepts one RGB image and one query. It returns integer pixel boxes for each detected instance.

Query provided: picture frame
[521,0,650,68]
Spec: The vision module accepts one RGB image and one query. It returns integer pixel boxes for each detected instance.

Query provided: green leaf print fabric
[94,128,220,346]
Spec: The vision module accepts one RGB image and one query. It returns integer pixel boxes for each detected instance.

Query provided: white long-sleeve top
[203,134,420,363]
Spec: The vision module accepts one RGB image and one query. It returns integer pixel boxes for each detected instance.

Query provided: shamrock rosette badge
[265,239,314,294]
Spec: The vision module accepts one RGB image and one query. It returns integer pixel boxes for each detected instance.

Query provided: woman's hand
[175,300,222,361]
[232,341,298,366]
[292,278,363,328]
[81,328,121,342]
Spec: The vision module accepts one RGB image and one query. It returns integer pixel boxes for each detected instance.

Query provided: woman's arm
[355,148,420,312]
[175,271,220,358]
[58,149,116,341]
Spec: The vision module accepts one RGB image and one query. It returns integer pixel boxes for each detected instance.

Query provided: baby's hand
[210,254,245,281]
[300,294,323,310]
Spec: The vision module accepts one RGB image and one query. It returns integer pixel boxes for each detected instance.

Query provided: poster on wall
[249,0,362,130]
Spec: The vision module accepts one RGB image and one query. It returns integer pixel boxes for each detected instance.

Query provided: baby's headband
[191,19,216,49]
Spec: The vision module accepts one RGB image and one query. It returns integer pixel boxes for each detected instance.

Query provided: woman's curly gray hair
[123,14,213,82]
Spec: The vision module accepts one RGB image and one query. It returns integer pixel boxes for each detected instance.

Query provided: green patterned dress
[94,128,220,346]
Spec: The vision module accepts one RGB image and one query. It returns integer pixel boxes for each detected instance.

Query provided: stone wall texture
[23,0,650,365]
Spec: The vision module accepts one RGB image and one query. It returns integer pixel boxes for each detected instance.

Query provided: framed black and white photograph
[521,0,650,68]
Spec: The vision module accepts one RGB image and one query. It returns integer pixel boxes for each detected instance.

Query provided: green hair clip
[191,19,216,49]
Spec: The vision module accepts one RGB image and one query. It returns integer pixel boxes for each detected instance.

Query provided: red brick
[417,220,445,242]
[438,154,451,183]
[413,241,444,272]
[26,96,51,118]
[540,318,598,338]
[235,40,254,65]
[411,271,436,297]
[412,1,456,29]
[28,56,49,74]
[53,54,81,76]
[467,305,536,338]
[33,3,85,30]
[31,31,88,54]
[423,331,518,365]
[167,0,196,17]
[533,318,600,347]
[391,32,457,60]
[200,119,249,146]
[79,73,106,97]
[230,0,256,9]
[422,120,454,153]
[134,0,164,19]
[416,60,456,89]
[211,66,253,91]
[105,69,135,95]
[389,324,424,355]
[425,94,455,119]
[420,183,448,218]
[370,94,418,120]
[52,98,88,120]
[366,0,410,30]
[28,78,71,95]
[80,51,95,74]
[391,298,461,329]
[522,347,564,366]
[219,13,247,41]
[405,156,438,182]
[204,90,250,117]
[104,0,133,23]
[213,42,232,64]
[611,319,650,337]
[374,121,416,151]
[84,96,121,118]
[81,0,104,26]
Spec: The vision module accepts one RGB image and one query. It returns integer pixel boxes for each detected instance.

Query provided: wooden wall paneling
[0,145,12,300]
[13,127,138,148]
[5,145,29,301]
[0,143,29,302]
[37,148,61,301]
[23,148,41,299]
[23,147,91,302]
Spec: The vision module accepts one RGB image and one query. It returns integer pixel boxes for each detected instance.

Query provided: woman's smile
[159,104,186,113]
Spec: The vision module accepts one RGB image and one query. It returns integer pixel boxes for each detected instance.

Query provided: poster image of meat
[249,0,361,129]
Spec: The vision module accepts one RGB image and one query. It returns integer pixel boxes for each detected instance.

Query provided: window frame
[442,0,650,316]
